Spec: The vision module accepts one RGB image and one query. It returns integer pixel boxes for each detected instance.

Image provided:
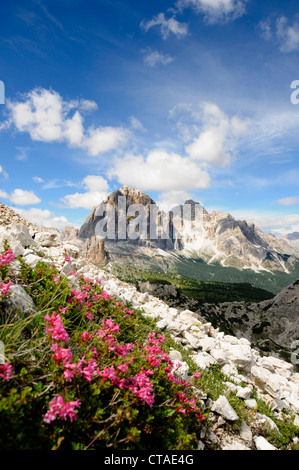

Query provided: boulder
[1,284,35,323]
[34,232,60,247]
[9,224,36,248]
[211,395,240,422]
[254,436,277,451]
[171,360,189,380]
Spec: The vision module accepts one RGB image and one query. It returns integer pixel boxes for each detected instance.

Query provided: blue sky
[1,0,299,234]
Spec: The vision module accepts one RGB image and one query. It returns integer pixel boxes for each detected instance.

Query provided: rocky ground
[0,204,299,450]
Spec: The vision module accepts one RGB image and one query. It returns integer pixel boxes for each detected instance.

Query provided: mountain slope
[196,278,299,362]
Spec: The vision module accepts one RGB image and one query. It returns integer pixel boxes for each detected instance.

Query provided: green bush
[0,251,206,450]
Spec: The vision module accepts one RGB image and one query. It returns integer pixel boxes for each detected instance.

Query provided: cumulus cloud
[157,190,194,212]
[9,189,41,206]
[143,49,174,67]
[109,150,211,191]
[6,88,129,156]
[13,207,73,231]
[185,102,250,167]
[61,174,109,210]
[141,13,189,39]
[177,0,248,23]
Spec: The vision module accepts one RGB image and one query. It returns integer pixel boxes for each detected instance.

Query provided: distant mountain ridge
[78,186,299,274]
[281,232,299,252]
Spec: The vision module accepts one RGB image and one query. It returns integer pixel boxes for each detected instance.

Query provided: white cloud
[82,175,109,192]
[177,0,248,23]
[258,19,273,41]
[185,102,250,167]
[229,209,299,235]
[61,174,109,210]
[259,16,299,53]
[143,50,174,67]
[33,176,45,184]
[10,189,41,206]
[276,16,299,52]
[275,196,299,207]
[141,13,189,39]
[129,116,146,132]
[0,189,10,200]
[83,126,128,157]
[0,165,8,179]
[109,150,211,191]
[13,207,73,231]
[6,88,129,157]
[157,190,194,212]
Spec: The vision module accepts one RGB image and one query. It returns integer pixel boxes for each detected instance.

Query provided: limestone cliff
[78,186,299,273]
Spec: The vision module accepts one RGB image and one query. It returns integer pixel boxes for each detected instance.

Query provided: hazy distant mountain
[79,186,299,274]
[281,232,299,252]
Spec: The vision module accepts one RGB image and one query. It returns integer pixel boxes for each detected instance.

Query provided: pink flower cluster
[142,333,170,369]
[0,280,12,296]
[42,273,205,426]
[128,371,155,407]
[44,312,70,343]
[0,249,15,267]
[0,361,13,381]
[43,394,81,423]
[98,366,155,406]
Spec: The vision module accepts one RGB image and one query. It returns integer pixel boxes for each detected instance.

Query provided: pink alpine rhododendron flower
[82,359,100,382]
[129,372,155,407]
[86,311,94,320]
[124,308,134,315]
[58,306,68,315]
[193,371,201,379]
[101,318,119,334]
[63,358,84,383]
[0,361,13,381]
[117,363,129,374]
[43,394,80,423]
[80,331,92,342]
[99,290,110,300]
[0,281,12,296]
[44,311,69,343]
[51,343,73,364]
[0,249,15,267]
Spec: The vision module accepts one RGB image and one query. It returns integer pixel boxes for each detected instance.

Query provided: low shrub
[0,249,206,450]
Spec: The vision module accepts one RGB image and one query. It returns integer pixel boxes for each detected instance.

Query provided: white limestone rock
[172,360,189,380]
[239,421,253,446]
[211,395,239,422]
[191,352,216,370]
[254,436,277,451]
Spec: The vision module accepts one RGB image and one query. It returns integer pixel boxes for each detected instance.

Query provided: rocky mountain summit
[78,186,299,274]
[0,204,299,449]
